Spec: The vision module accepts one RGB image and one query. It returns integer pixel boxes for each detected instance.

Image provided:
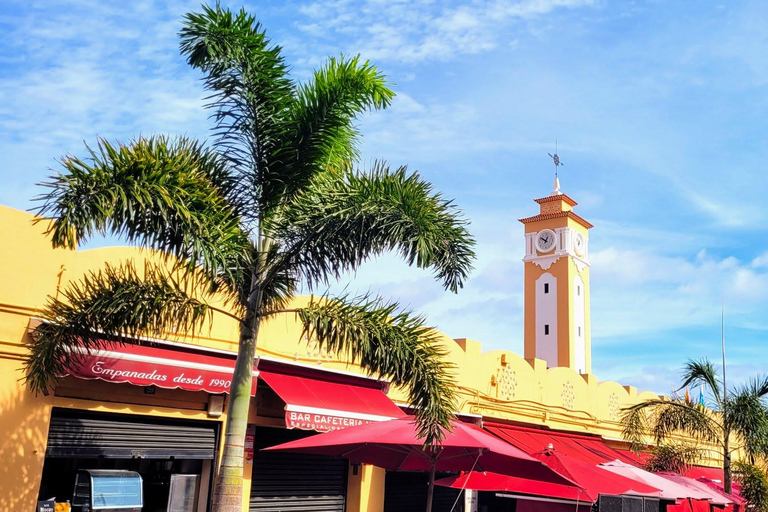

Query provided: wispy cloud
[0,0,206,208]
[295,0,596,63]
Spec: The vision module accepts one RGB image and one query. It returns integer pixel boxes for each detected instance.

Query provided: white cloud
[591,243,768,341]
[0,1,208,209]
[295,0,596,63]
[751,251,768,268]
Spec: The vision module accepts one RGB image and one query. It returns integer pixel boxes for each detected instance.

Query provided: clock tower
[519,178,593,374]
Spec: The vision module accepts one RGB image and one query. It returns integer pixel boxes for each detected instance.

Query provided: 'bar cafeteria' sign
[66,343,257,395]
[286,410,375,432]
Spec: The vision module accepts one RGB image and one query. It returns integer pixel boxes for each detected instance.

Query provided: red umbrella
[532,450,663,502]
[264,417,575,512]
[657,472,733,505]
[435,470,587,501]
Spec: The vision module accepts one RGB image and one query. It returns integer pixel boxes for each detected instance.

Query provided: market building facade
[0,184,724,512]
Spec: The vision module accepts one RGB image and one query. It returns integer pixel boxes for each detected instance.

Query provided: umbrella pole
[425,461,437,512]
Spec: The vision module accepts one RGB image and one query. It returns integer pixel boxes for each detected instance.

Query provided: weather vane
[548,140,563,179]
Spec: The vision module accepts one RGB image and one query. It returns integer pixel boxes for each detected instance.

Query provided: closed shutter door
[46,408,217,459]
[250,426,347,512]
[384,471,462,512]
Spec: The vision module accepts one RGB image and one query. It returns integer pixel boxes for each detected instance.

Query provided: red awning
[686,466,724,483]
[485,422,640,465]
[66,343,257,395]
[259,369,404,432]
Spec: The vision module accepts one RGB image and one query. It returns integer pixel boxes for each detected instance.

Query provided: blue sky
[1,0,767,394]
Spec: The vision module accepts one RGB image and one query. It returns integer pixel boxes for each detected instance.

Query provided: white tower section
[573,274,586,374]
[535,273,558,368]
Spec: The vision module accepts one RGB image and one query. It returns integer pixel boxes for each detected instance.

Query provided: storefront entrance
[249,426,348,512]
[383,471,462,512]
[38,408,218,512]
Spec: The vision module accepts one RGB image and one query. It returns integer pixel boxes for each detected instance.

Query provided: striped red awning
[66,342,257,395]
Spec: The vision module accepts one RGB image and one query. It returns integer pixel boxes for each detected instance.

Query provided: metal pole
[721,297,726,402]
[425,461,436,512]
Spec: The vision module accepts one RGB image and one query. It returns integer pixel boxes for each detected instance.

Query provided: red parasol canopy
[657,472,733,505]
[435,470,587,502]
[599,460,712,500]
[264,417,575,512]
[532,450,663,502]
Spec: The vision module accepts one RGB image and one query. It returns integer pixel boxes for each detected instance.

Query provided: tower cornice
[534,193,578,207]
[518,210,594,230]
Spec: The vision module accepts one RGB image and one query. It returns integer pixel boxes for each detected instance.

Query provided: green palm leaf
[726,380,768,457]
[180,5,293,215]
[680,358,722,407]
[25,261,214,393]
[272,161,475,293]
[34,136,251,285]
[279,55,394,205]
[294,295,457,446]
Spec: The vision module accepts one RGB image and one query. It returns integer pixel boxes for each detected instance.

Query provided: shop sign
[37,501,55,512]
[244,424,255,463]
[286,411,375,432]
[66,344,258,395]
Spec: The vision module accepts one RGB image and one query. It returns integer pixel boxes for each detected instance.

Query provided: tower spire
[548,140,564,196]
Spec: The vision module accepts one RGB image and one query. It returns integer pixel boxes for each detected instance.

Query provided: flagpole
[721,297,726,402]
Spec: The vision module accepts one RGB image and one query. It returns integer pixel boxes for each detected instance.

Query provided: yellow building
[0,182,719,512]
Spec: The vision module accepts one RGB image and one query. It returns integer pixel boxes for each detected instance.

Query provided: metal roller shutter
[384,471,462,512]
[46,408,217,459]
[250,426,347,512]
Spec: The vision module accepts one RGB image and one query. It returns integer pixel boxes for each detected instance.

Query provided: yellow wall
[0,205,239,510]
[0,203,724,512]
[346,464,386,512]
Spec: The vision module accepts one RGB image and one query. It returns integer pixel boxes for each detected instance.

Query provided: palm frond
[652,399,720,444]
[272,162,475,293]
[33,136,251,288]
[272,55,394,209]
[743,374,768,399]
[621,400,653,452]
[725,383,768,458]
[24,261,216,393]
[644,443,702,474]
[622,398,720,448]
[294,295,457,447]
[680,358,722,406]
[179,5,293,216]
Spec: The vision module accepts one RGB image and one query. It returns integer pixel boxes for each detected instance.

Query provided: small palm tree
[25,6,475,512]
[734,460,768,511]
[622,359,768,494]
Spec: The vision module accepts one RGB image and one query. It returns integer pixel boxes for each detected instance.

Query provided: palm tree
[622,359,768,494]
[24,6,475,512]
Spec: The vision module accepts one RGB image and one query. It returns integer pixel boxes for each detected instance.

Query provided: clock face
[536,230,556,253]
[574,233,585,256]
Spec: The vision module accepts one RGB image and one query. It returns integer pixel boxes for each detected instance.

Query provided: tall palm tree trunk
[723,434,732,495]
[212,278,262,512]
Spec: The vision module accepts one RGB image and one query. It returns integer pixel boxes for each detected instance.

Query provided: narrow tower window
[577,285,581,296]
[544,324,550,335]
[578,326,581,336]
[544,283,549,294]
